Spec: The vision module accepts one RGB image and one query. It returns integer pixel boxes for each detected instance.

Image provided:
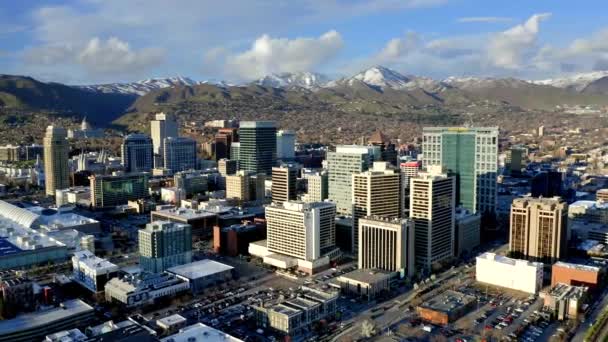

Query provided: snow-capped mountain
[256,72,330,89]
[78,76,202,96]
[530,71,608,92]
[443,76,530,90]
[329,66,447,92]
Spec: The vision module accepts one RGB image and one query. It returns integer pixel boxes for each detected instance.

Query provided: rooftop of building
[45,328,87,342]
[152,207,217,220]
[419,290,476,314]
[167,259,233,280]
[512,196,567,208]
[27,206,98,229]
[72,250,118,272]
[271,304,302,317]
[422,126,499,133]
[157,314,187,327]
[477,252,543,268]
[337,269,394,284]
[161,323,243,342]
[455,208,480,220]
[239,121,276,129]
[87,319,136,336]
[570,221,608,232]
[270,200,336,212]
[220,222,260,233]
[0,299,93,335]
[569,200,608,210]
[284,297,320,310]
[545,283,588,299]
[334,145,376,154]
[553,261,603,273]
[105,272,185,293]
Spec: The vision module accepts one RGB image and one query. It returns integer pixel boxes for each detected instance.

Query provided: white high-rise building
[302,171,328,203]
[358,217,415,277]
[43,125,70,196]
[352,161,402,254]
[151,112,179,157]
[254,201,337,274]
[409,167,456,270]
[276,130,296,160]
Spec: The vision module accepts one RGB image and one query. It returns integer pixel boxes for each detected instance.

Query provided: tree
[361,320,377,338]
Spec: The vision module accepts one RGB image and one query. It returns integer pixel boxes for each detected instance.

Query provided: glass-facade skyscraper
[422,127,498,214]
[238,121,277,176]
[121,133,154,173]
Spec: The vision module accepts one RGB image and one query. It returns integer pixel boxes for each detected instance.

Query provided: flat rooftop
[553,261,602,273]
[337,269,393,284]
[152,207,217,220]
[0,299,93,335]
[157,314,187,327]
[161,323,242,342]
[73,250,118,272]
[477,252,543,268]
[167,259,233,280]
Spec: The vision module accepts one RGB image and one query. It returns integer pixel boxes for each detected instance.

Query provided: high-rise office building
[151,112,178,155]
[226,170,265,202]
[358,217,415,277]
[409,168,456,270]
[510,197,568,262]
[121,133,154,173]
[139,221,192,273]
[276,130,296,160]
[422,127,498,215]
[507,146,527,175]
[302,171,329,203]
[327,145,377,215]
[271,166,297,204]
[264,201,336,273]
[400,160,421,217]
[174,170,208,196]
[230,142,240,162]
[163,137,197,174]
[90,172,149,208]
[531,171,564,198]
[43,125,70,196]
[352,162,402,254]
[218,159,238,176]
[238,121,276,175]
[598,189,608,202]
[214,128,238,160]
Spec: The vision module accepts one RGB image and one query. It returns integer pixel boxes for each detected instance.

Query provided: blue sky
[1,0,608,84]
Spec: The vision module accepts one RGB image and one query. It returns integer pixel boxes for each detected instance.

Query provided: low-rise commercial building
[213,221,266,256]
[551,261,604,290]
[253,287,338,337]
[161,323,243,342]
[416,290,477,326]
[0,271,35,318]
[156,314,187,334]
[335,269,394,301]
[55,187,91,207]
[0,299,94,342]
[71,250,118,292]
[167,259,234,294]
[540,283,588,320]
[476,252,543,294]
[104,272,189,308]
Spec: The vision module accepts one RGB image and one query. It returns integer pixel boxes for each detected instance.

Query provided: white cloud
[487,13,551,69]
[457,17,512,23]
[221,30,344,80]
[376,32,420,61]
[77,37,165,75]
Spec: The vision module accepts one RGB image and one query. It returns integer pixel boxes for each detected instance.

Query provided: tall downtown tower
[238,121,277,176]
[422,127,498,215]
[43,125,70,196]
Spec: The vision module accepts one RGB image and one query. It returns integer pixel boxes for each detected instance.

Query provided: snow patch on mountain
[78,76,210,96]
[530,71,608,91]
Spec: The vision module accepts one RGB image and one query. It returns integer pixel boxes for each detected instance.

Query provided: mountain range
[2,66,608,137]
